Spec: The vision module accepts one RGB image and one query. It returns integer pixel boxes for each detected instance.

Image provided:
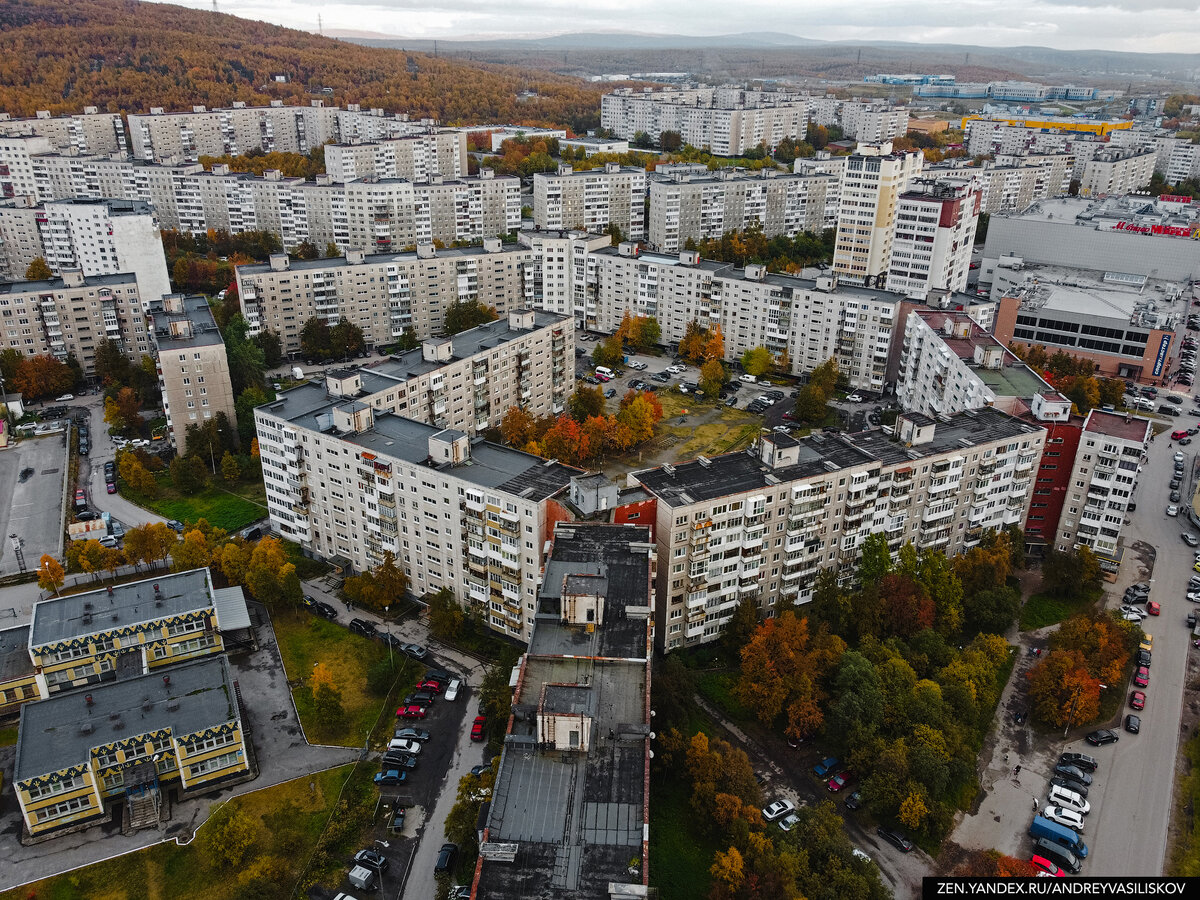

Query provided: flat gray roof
[0,624,34,682]
[847,407,1042,466]
[29,569,213,648]
[14,655,238,783]
[237,242,528,276]
[0,271,138,294]
[45,197,157,217]
[148,294,225,350]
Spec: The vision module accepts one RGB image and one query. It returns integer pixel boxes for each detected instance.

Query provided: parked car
[813,756,839,778]
[876,826,914,853]
[1047,783,1090,814]
[1031,838,1081,875]
[349,618,377,637]
[166,519,185,533]
[1030,855,1066,878]
[387,738,421,755]
[416,679,443,694]
[394,727,431,742]
[381,753,417,770]
[1058,752,1098,773]
[444,678,462,701]
[1130,690,1146,710]
[1084,728,1119,748]
[397,704,427,719]
[844,790,862,811]
[1042,805,1086,833]
[374,769,406,786]
[827,771,853,792]
[1184,533,1199,548]
[352,849,389,873]
[779,813,801,832]
[1137,649,1152,667]
[401,643,428,660]
[54,393,74,402]
[471,715,487,741]
[1125,714,1142,733]
[762,799,796,822]
[435,843,458,875]
[1052,764,1092,788]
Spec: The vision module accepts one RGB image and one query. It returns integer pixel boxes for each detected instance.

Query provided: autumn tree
[245,536,300,608]
[309,662,347,736]
[170,455,208,493]
[103,387,144,435]
[25,257,51,280]
[677,320,706,364]
[342,551,408,612]
[952,849,1037,878]
[616,390,664,444]
[427,587,466,641]
[1042,546,1102,600]
[171,528,214,572]
[592,334,623,368]
[14,355,73,402]
[703,324,725,363]
[500,405,535,447]
[198,806,256,871]
[220,451,241,483]
[568,386,605,422]
[740,346,772,377]
[443,299,498,335]
[1027,651,1101,727]
[38,554,65,594]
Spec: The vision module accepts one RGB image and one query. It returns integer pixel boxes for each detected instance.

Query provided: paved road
[74,395,166,529]
[1078,433,1194,876]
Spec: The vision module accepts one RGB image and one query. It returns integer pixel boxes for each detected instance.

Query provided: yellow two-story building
[13,655,251,838]
[28,569,227,696]
[0,625,44,718]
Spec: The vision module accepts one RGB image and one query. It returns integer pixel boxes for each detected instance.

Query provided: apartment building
[600,87,810,156]
[0,135,53,199]
[0,270,146,375]
[839,103,910,143]
[324,132,467,183]
[586,246,908,392]
[0,624,41,719]
[887,177,981,297]
[930,155,1073,215]
[473,522,653,899]
[1078,148,1156,198]
[629,407,1045,651]
[647,168,829,252]
[1057,409,1150,564]
[253,376,578,640]
[794,151,848,227]
[13,656,250,839]
[833,141,924,287]
[0,196,46,280]
[0,108,127,156]
[962,115,1131,156]
[517,229,613,322]
[30,152,140,205]
[533,164,646,240]
[40,198,172,305]
[236,240,537,350]
[149,294,238,447]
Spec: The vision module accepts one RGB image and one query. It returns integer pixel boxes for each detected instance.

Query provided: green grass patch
[282,538,333,581]
[0,725,17,746]
[119,472,268,533]
[0,764,369,900]
[649,762,721,900]
[695,670,754,724]
[1019,589,1100,631]
[1169,727,1200,876]
[273,611,402,746]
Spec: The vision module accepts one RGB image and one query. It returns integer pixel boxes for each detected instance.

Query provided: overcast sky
[152,0,1200,53]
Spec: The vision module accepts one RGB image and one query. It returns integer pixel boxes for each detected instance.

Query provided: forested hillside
[0,0,606,130]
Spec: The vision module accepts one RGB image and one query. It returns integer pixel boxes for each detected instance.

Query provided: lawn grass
[1169,727,1200,876]
[1019,589,1100,631]
[282,537,333,581]
[119,472,268,533]
[0,764,365,900]
[0,725,17,747]
[649,763,721,900]
[273,611,400,746]
[695,670,754,725]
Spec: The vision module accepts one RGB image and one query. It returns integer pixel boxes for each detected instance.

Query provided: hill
[0,0,607,130]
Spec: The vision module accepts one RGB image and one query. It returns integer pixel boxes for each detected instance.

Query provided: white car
[1043,805,1085,832]
[1175,452,1186,463]
[779,813,800,832]
[54,393,74,402]
[761,799,796,822]
[1047,784,1090,815]
[852,848,872,863]
[444,678,461,701]
[387,738,422,755]
[666,364,685,374]
[1119,605,1147,619]
[846,393,864,403]
[1167,505,1180,517]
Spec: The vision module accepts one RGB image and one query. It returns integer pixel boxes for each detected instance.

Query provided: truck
[68,520,108,541]
[1029,815,1088,859]
[291,365,304,380]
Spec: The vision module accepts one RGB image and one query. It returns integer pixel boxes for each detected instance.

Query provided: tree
[794,383,828,424]
[214,540,252,585]
[592,334,623,368]
[740,346,772,377]
[428,587,466,641]
[699,359,725,398]
[103,387,144,435]
[198,807,256,871]
[703,324,725,363]
[37,554,64,594]
[245,536,299,607]
[94,338,132,386]
[500,405,535,447]
[299,316,332,360]
[568,386,605,422]
[616,390,664,444]
[253,328,283,368]
[222,313,265,396]
[220,451,241,483]
[710,847,745,895]
[25,257,51,280]
[721,594,759,658]
[898,790,930,830]
[1042,547,1102,600]
[443,299,498,335]
[171,529,213,572]
[170,455,208,493]
[963,584,1022,637]
[329,317,365,359]
[235,385,274,447]
[857,533,892,585]
[1027,651,1100,727]
[291,240,320,260]
[312,682,347,736]
[14,355,73,401]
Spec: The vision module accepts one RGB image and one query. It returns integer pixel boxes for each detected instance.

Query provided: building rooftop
[996,262,1189,328]
[478,524,651,900]
[148,293,226,351]
[0,271,138,295]
[636,434,878,507]
[13,655,237,783]
[237,242,528,277]
[846,406,1044,466]
[1084,408,1153,442]
[45,197,157,217]
[913,310,1051,400]
[531,523,653,660]
[29,569,214,648]
[0,624,34,683]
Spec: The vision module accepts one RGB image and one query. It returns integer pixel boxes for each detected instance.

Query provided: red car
[1030,855,1065,877]
[827,771,853,792]
[1130,690,1146,710]
[1134,666,1150,688]
[106,482,117,494]
[1147,601,1161,616]
[397,704,427,719]
[470,715,486,741]
[417,679,443,694]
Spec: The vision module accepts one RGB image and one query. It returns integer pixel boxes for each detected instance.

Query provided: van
[347,865,377,891]
[1047,784,1090,815]
[1028,815,1088,858]
[595,366,614,378]
[240,526,263,541]
[739,373,757,383]
[1132,397,1154,410]
[1031,837,1081,875]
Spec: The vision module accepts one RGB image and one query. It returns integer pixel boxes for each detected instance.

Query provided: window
[188,749,242,778]
[26,775,84,800]
[33,795,93,823]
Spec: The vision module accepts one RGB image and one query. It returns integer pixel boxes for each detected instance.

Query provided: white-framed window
[188,749,242,778]
[25,775,84,800]
[33,795,93,823]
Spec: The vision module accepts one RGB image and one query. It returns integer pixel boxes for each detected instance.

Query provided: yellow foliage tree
[899,790,929,830]
[37,554,65,593]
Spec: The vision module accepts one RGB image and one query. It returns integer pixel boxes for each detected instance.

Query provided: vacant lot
[119,475,268,533]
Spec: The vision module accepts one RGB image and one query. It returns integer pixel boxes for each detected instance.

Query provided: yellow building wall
[0,673,43,717]
[960,115,1133,137]
[175,724,249,790]
[17,771,104,836]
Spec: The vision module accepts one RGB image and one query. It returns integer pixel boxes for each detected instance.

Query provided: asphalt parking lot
[0,433,68,577]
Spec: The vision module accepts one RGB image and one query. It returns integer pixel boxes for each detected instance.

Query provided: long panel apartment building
[254,360,579,641]
[533,164,646,241]
[628,407,1045,651]
[647,168,830,253]
[323,132,468,183]
[236,240,537,350]
[0,108,127,156]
